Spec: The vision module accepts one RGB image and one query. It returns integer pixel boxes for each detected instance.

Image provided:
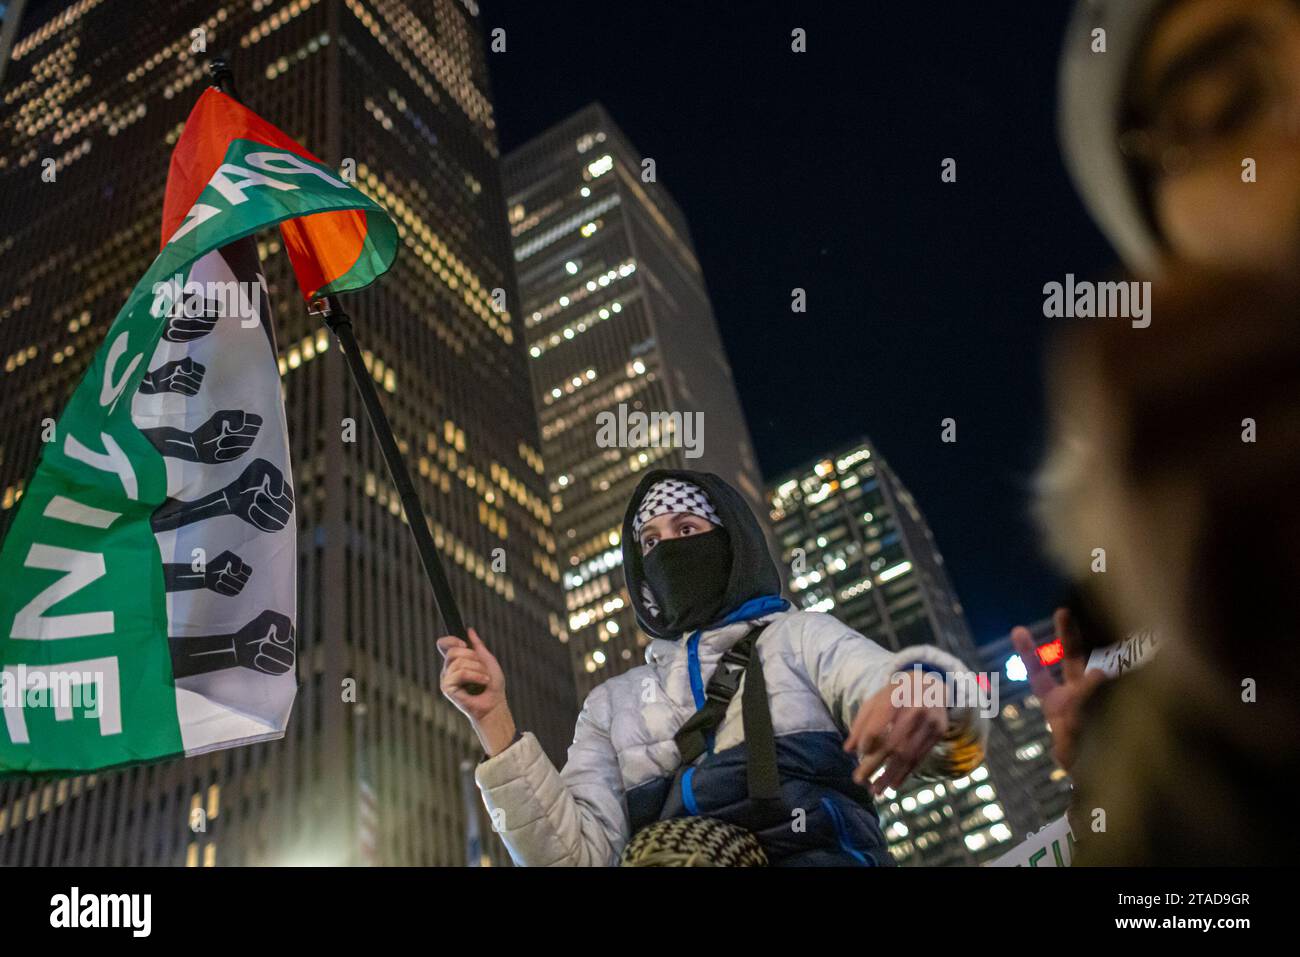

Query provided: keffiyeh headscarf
[632,478,722,540]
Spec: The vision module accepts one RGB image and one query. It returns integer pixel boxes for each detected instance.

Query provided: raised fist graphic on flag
[139,357,206,396]
[151,459,294,533]
[144,410,262,464]
[162,295,226,343]
[163,549,253,596]
[169,609,295,678]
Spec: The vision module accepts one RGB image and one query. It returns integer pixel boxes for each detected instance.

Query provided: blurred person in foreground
[1014,0,1300,863]
[1035,268,1299,865]
[1006,0,1300,809]
[437,471,987,866]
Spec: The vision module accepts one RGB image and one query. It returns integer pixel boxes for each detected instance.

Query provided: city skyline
[4,0,1070,870]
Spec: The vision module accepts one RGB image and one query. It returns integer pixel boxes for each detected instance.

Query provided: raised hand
[163,296,224,343]
[139,357,206,396]
[438,629,517,756]
[1010,608,1105,773]
[233,609,295,675]
[223,459,294,532]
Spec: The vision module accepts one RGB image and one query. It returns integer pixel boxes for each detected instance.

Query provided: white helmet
[1058,0,1167,274]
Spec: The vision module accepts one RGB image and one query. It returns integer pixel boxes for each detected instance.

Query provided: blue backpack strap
[672,623,782,811]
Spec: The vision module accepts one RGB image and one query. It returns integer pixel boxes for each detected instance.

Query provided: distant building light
[1005,654,1028,682]
[836,448,871,470]
[875,560,912,584]
[1015,742,1045,761]
[806,483,832,505]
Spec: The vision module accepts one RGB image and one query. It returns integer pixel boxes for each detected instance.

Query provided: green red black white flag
[0,88,396,774]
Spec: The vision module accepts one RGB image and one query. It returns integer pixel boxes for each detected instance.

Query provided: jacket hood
[622,468,782,640]
[1058,0,1167,275]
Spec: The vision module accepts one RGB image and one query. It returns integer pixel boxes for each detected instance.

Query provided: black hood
[622,469,782,640]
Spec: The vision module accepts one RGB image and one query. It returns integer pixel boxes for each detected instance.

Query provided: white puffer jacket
[476,605,987,867]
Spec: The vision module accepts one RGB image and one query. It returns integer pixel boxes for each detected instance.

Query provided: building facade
[765,437,1040,865]
[503,103,768,698]
[0,0,574,866]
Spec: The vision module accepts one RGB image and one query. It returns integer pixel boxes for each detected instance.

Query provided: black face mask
[641,528,733,634]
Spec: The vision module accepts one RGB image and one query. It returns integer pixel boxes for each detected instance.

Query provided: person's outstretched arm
[794,613,989,792]
[439,629,629,866]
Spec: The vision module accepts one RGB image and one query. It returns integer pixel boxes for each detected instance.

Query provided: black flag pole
[204,57,484,695]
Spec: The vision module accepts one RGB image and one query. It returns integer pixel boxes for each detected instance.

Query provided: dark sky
[480,0,1117,643]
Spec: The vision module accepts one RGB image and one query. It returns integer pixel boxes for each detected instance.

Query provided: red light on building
[1037,639,1065,666]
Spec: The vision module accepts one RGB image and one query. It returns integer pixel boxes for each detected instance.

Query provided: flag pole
[204,58,483,694]
[312,294,473,646]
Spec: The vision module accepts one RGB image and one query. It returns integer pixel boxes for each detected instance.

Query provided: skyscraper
[502,103,769,698]
[765,437,1037,865]
[0,0,574,866]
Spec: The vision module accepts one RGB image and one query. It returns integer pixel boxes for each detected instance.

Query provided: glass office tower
[503,103,769,698]
[766,437,1040,865]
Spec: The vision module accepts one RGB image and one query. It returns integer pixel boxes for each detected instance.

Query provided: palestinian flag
[0,88,397,774]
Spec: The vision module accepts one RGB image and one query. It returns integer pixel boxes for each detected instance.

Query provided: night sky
[480,0,1117,643]
[8,0,1117,643]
